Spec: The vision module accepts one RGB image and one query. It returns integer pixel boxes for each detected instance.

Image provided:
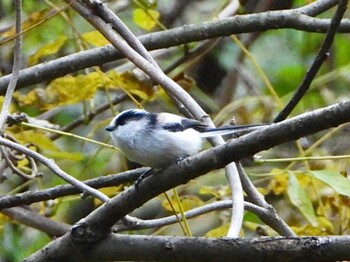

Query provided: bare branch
[27,234,350,262]
[0,168,145,209]
[2,206,69,237]
[24,100,350,261]
[0,0,22,129]
[0,7,350,92]
[274,0,348,122]
[70,0,245,237]
[0,137,109,202]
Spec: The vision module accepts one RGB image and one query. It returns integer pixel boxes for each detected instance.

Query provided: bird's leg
[135,168,155,187]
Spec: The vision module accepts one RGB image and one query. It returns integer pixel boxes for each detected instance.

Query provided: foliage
[0,0,349,260]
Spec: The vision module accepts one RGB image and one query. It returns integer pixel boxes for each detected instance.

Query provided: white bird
[106,109,266,170]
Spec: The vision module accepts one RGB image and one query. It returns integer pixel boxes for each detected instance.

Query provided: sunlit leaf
[268,169,288,195]
[287,171,318,226]
[28,35,68,66]
[1,9,51,38]
[14,72,103,109]
[133,8,160,31]
[15,130,58,151]
[205,223,229,237]
[107,70,155,100]
[291,217,333,236]
[45,151,83,161]
[162,195,204,213]
[309,170,350,197]
[81,31,110,47]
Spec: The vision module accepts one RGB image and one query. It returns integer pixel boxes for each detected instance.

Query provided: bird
[105,109,266,172]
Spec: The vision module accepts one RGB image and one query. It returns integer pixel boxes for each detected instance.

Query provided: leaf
[45,151,83,161]
[14,72,103,109]
[205,223,229,237]
[309,170,350,197]
[268,169,288,195]
[287,171,318,226]
[1,9,51,38]
[28,35,68,66]
[81,31,110,47]
[15,130,58,151]
[133,8,160,31]
[162,195,204,213]
[291,217,333,236]
[107,71,155,100]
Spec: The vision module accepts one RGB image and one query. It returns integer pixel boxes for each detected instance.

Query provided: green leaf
[287,172,318,226]
[309,170,350,197]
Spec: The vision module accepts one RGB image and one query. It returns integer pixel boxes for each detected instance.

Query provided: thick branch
[25,100,350,261]
[2,206,69,237]
[28,234,350,262]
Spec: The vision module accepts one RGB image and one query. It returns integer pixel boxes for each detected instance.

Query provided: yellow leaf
[107,71,155,100]
[268,169,288,195]
[81,31,110,47]
[45,151,83,161]
[1,9,50,38]
[133,8,160,31]
[162,195,204,213]
[28,35,68,66]
[15,72,103,109]
[205,223,229,237]
[291,217,333,236]
[15,130,58,151]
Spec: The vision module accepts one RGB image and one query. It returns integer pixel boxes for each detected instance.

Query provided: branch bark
[0,7,349,92]
[27,234,350,262]
[24,100,350,261]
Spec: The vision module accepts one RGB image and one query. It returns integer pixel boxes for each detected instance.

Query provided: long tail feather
[199,124,268,138]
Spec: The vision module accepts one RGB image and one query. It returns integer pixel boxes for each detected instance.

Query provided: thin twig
[49,93,126,140]
[0,0,22,129]
[236,163,295,236]
[114,200,268,232]
[274,0,348,122]
[86,0,161,70]
[0,168,146,209]
[0,136,110,203]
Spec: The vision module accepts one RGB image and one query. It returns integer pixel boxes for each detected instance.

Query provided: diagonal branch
[0,137,109,203]
[274,0,348,122]
[0,7,350,92]
[0,0,22,129]
[24,99,350,261]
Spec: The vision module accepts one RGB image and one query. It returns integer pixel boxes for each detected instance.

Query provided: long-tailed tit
[105,109,267,171]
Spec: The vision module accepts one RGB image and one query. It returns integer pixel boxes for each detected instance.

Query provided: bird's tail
[199,124,268,138]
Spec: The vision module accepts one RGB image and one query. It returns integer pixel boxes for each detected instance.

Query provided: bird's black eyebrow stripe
[115,110,146,126]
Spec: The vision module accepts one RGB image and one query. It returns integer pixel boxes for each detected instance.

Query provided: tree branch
[27,234,350,262]
[0,0,22,129]
[0,137,110,203]
[0,168,145,209]
[24,100,350,261]
[1,206,69,237]
[0,7,350,92]
[274,0,348,122]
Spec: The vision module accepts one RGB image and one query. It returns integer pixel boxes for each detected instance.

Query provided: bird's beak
[105,125,114,132]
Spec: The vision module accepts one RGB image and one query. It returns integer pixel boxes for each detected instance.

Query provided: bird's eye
[118,120,126,126]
